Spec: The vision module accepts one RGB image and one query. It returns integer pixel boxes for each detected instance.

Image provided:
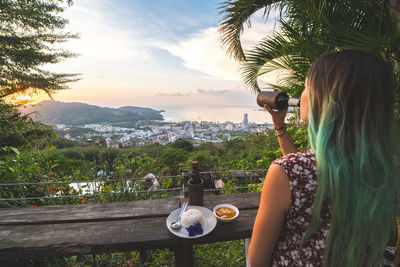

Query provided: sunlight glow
[4,89,50,105]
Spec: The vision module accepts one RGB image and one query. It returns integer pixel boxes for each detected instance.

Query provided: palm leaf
[220,0,400,115]
[218,0,282,61]
[241,22,319,94]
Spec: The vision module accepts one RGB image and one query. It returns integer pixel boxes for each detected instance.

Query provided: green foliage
[135,156,155,174]
[188,149,216,170]
[171,138,194,152]
[219,0,400,140]
[0,147,84,208]
[0,101,56,147]
[220,0,400,97]
[52,137,84,149]
[194,240,246,266]
[218,0,278,61]
[0,124,309,204]
[287,122,309,152]
[0,0,79,148]
[159,147,188,174]
[0,0,79,99]
[0,127,310,264]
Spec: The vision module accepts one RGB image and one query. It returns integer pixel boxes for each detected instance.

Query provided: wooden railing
[0,191,261,266]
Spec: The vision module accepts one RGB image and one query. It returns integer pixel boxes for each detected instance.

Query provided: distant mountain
[20,101,164,125]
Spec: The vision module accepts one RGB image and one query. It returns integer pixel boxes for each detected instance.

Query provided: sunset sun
[5,90,33,105]
[15,91,32,101]
[5,89,50,105]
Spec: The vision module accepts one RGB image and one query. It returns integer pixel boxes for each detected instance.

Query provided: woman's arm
[275,126,298,155]
[264,104,298,155]
[248,163,291,267]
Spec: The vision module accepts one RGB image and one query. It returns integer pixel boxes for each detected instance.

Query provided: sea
[155,105,273,124]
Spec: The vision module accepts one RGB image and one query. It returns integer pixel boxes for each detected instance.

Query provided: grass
[7,240,246,266]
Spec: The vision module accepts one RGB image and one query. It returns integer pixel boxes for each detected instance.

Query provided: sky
[42,0,281,123]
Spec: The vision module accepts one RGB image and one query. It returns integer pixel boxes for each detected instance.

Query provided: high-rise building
[243,113,248,128]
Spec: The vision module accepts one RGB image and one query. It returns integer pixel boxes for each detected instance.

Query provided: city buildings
[54,115,273,147]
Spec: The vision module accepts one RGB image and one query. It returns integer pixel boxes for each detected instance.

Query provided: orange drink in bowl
[213,204,239,222]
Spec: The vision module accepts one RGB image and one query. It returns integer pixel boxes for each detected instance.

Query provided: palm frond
[241,24,317,94]
[264,81,304,97]
[241,32,288,92]
[218,0,281,61]
[221,0,400,109]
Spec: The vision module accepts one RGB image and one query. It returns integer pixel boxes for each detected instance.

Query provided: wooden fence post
[174,244,193,267]
[245,238,251,267]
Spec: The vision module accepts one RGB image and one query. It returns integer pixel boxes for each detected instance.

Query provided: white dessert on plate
[181,208,205,236]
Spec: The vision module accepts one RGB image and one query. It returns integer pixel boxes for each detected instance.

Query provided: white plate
[166,206,217,239]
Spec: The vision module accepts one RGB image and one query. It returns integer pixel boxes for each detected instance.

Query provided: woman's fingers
[264,104,288,126]
[264,104,274,114]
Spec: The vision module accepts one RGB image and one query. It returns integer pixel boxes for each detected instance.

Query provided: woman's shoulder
[273,149,315,164]
[272,149,316,178]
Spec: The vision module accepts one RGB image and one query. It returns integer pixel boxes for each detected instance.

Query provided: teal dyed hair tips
[303,50,399,267]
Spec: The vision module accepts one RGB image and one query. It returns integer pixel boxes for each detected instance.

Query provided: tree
[0,0,79,99]
[219,0,400,101]
[0,100,56,147]
[219,0,400,161]
[0,0,79,146]
[159,147,187,174]
[171,139,194,152]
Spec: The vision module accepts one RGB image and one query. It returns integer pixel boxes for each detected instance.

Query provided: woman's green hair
[304,49,399,266]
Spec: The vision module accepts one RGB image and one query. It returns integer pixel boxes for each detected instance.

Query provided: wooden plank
[0,209,258,259]
[0,196,180,225]
[0,192,261,261]
[203,192,260,211]
[0,216,178,258]
[0,192,259,226]
[181,209,258,245]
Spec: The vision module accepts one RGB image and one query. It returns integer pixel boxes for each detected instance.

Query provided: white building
[225,123,234,131]
[222,133,231,140]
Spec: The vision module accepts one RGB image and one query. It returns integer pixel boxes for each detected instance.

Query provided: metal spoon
[171,202,188,229]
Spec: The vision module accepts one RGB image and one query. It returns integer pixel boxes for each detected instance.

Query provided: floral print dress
[271,150,331,267]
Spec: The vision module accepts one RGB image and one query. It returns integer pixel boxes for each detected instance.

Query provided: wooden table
[0,192,260,266]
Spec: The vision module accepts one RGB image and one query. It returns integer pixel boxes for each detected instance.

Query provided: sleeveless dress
[271,150,331,267]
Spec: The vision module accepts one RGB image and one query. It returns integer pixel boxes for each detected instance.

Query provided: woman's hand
[264,89,298,155]
[263,89,288,129]
[263,104,288,129]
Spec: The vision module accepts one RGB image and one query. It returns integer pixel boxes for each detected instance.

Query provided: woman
[249,49,399,266]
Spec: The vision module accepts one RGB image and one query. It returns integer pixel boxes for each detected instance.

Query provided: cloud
[197,89,229,95]
[49,1,281,110]
[156,89,231,98]
[158,92,191,97]
[154,10,278,82]
[149,89,256,108]
[60,0,150,62]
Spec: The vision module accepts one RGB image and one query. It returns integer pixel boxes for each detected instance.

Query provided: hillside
[21,101,164,125]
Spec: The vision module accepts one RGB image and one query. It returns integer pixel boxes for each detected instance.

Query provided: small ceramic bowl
[213,204,239,222]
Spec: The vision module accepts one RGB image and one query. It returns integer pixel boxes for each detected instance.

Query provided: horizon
[25,99,273,124]
[25,0,280,124]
